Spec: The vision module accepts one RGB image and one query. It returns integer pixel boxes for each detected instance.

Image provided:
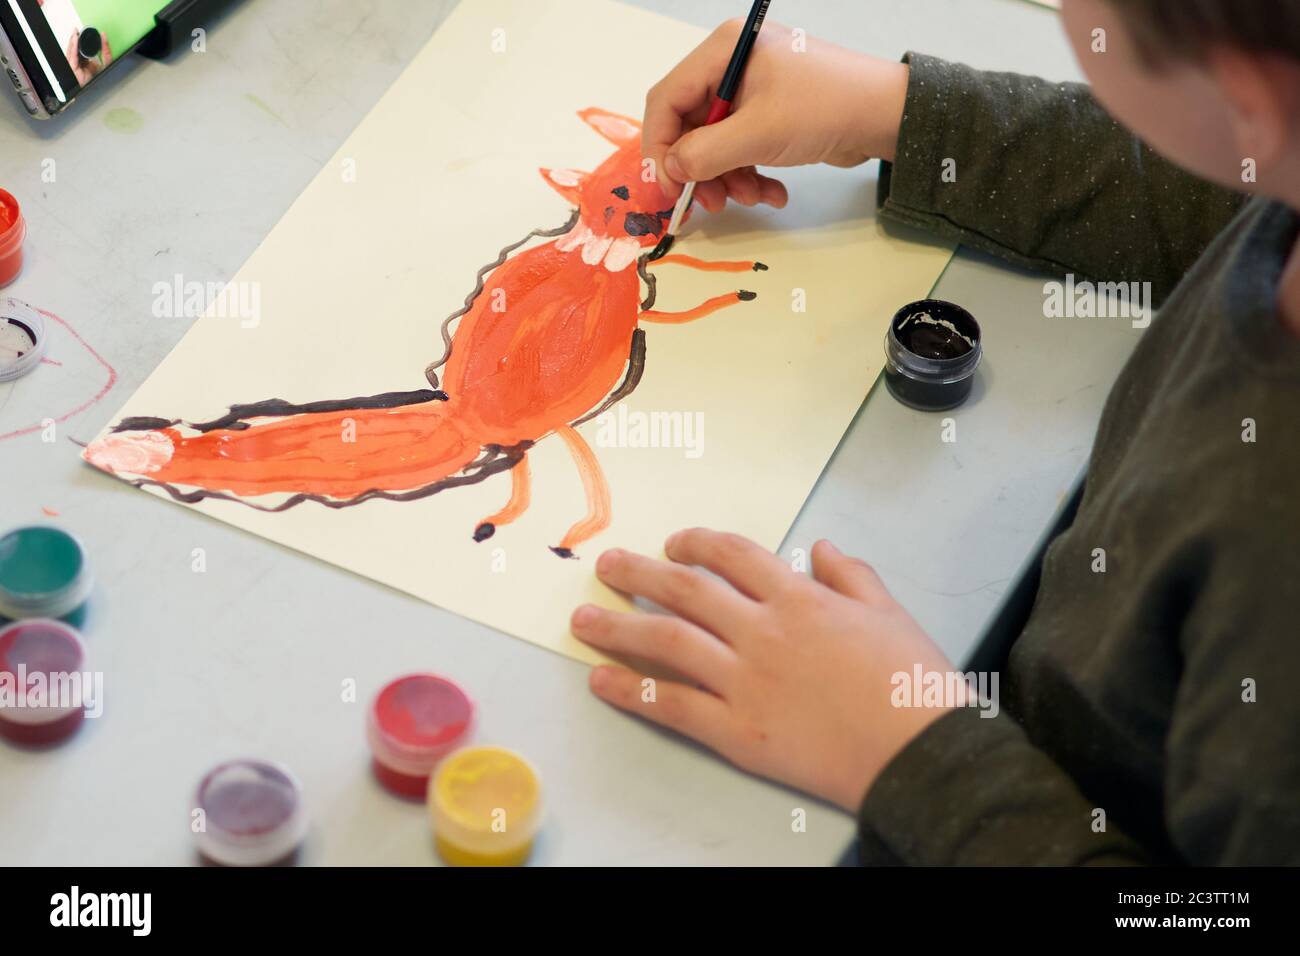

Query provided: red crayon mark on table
[0,309,116,442]
[41,506,60,517]
[83,108,767,557]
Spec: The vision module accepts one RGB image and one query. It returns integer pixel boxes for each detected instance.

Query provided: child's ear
[539,167,587,205]
[1209,46,1289,173]
[578,107,641,147]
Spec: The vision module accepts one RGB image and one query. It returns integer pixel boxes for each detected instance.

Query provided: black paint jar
[883,299,982,411]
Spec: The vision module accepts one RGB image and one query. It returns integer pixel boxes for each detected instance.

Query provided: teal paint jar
[0,526,93,628]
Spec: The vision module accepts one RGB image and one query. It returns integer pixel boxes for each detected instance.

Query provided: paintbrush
[648,0,772,262]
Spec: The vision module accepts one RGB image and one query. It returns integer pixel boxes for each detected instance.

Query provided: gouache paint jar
[0,526,93,628]
[429,746,542,867]
[193,759,308,866]
[0,298,47,383]
[368,673,474,799]
[0,618,88,746]
[883,299,983,411]
[0,189,26,288]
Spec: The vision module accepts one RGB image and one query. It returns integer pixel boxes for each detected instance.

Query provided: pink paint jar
[0,618,89,746]
[193,759,308,866]
[0,189,25,288]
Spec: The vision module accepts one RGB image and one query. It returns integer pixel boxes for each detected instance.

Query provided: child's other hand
[642,20,910,212]
[571,530,961,812]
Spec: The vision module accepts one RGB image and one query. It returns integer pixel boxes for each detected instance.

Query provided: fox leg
[648,253,768,274]
[474,454,532,542]
[549,425,611,559]
[640,290,758,325]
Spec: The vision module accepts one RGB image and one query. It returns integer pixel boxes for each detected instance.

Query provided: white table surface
[0,0,1140,865]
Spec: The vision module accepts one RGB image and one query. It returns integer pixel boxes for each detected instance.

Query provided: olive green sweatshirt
[861,54,1300,865]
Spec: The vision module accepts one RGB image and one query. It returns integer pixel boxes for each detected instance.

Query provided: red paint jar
[0,189,25,288]
[0,619,89,746]
[367,674,474,799]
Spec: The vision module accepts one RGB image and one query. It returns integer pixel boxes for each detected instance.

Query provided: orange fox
[85,108,765,556]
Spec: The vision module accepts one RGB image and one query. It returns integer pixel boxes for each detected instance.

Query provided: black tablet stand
[137,0,243,60]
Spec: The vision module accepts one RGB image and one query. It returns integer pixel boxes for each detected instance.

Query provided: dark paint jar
[883,299,982,411]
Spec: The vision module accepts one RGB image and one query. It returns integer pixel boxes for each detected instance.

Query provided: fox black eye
[611,186,630,200]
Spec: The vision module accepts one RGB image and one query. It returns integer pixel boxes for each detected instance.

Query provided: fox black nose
[623,212,663,237]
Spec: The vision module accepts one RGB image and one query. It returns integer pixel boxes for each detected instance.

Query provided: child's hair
[1111,0,1300,64]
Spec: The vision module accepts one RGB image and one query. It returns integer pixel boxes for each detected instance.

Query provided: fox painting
[85,108,766,556]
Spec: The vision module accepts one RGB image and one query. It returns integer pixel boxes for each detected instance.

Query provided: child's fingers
[756,173,789,208]
[595,547,759,640]
[589,665,734,752]
[721,168,761,206]
[665,114,779,190]
[642,41,732,195]
[664,528,793,602]
[692,179,728,213]
[811,540,889,604]
[571,604,736,691]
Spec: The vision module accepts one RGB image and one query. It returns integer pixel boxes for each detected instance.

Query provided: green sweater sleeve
[860,524,1300,866]
[877,53,1247,306]
[859,707,1151,865]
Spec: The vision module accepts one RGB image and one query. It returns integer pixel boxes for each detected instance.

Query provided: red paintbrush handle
[704,96,732,126]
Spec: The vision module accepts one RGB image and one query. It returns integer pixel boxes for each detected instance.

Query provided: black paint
[883,299,982,412]
[624,212,663,237]
[113,390,449,435]
[646,234,674,262]
[572,328,646,428]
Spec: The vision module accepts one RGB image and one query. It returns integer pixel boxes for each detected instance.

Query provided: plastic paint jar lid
[0,298,47,383]
[367,673,474,798]
[429,746,543,866]
[0,189,26,288]
[883,299,983,412]
[0,526,93,623]
[193,759,308,867]
[0,618,88,745]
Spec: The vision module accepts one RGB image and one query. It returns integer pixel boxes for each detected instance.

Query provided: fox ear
[578,107,641,147]
[540,167,586,205]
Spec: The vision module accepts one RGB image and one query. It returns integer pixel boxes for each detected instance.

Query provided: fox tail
[83,391,523,511]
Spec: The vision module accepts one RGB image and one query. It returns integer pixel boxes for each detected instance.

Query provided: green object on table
[72,0,165,55]
[0,526,91,626]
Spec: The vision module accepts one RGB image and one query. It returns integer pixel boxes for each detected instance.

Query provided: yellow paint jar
[429,746,542,866]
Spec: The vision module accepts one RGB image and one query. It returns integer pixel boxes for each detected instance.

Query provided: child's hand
[571,530,962,812]
[642,20,911,212]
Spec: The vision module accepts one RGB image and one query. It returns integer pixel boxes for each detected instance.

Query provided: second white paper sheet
[88,0,954,663]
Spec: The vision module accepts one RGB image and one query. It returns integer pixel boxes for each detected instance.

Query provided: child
[569,0,1300,865]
